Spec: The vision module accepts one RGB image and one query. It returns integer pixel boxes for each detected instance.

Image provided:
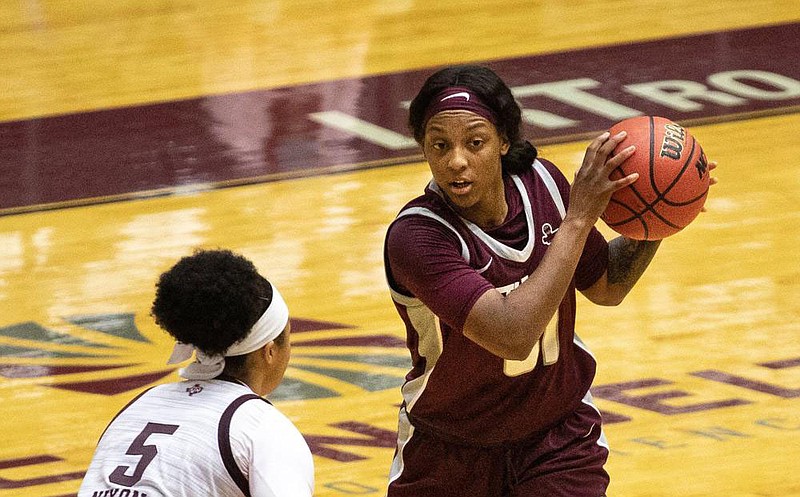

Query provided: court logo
[0,314,410,399]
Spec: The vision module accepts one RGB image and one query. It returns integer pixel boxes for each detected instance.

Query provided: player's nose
[446,146,469,171]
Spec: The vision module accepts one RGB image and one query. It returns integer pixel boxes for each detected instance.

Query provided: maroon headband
[422,86,498,127]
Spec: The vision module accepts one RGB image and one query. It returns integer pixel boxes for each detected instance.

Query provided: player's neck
[218,373,256,392]
[460,181,508,229]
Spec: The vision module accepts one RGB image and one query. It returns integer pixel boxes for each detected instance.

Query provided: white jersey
[78,378,314,497]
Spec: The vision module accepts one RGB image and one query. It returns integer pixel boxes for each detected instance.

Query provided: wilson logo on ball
[659,122,686,160]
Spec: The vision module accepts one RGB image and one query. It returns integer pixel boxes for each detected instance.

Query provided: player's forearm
[465,217,592,360]
[605,236,661,299]
[510,215,594,321]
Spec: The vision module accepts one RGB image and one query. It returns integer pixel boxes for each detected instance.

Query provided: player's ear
[263,341,278,364]
[500,135,510,156]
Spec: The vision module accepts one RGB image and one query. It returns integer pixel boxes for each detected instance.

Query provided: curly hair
[408,64,538,175]
[151,249,272,356]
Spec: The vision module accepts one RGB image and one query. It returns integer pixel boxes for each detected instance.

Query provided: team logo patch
[186,383,203,396]
[541,223,558,245]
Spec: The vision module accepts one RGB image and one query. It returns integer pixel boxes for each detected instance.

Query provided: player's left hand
[701,160,718,212]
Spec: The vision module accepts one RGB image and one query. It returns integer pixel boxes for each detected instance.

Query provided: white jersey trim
[421,160,566,262]
[454,173,536,262]
[581,389,610,450]
[532,159,567,219]
[389,287,421,307]
[388,406,415,484]
[395,298,443,413]
[572,333,597,360]
[397,206,470,264]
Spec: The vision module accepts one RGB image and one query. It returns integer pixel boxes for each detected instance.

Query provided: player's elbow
[487,329,541,361]
[464,323,538,361]
[464,293,542,360]
[502,341,537,361]
[590,291,626,306]
[581,278,629,306]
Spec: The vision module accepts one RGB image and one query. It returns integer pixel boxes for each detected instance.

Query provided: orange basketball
[601,116,710,240]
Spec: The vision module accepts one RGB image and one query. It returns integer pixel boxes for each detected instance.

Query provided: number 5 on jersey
[109,422,179,487]
[503,312,560,377]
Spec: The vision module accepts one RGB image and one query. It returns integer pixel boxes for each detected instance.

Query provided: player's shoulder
[230,398,309,446]
[396,182,449,215]
[136,380,258,411]
[535,156,564,174]
[230,394,283,422]
[525,157,569,184]
[521,157,571,196]
[387,185,460,236]
[386,203,464,252]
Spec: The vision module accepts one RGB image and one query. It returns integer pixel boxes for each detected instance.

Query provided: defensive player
[384,64,665,496]
[78,249,314,497]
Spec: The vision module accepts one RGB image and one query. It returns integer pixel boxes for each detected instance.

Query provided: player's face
[423,110,509,225]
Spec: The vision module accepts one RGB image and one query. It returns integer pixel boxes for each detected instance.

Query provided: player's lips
[449,180,473,195]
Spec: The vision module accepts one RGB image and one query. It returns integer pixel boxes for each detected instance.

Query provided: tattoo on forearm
[607,238,661,287]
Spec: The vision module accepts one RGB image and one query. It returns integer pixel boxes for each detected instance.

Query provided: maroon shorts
[387,400,609,497]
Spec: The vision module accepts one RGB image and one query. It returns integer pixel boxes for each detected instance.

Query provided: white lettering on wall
[707,70,800,100]
[513,78,642,120]
[624,80,746,111]
[308,70,800,148]
[308,111,417,150]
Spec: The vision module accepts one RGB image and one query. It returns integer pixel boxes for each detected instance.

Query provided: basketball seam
[606,118,707,237]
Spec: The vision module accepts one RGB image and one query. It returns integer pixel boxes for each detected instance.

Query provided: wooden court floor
[1,1,799,496]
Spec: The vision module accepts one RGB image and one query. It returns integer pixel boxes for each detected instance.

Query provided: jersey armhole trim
[389,287,423,307]
[532,159,567,219]
[218,393,268,497]
[396,207,470,263]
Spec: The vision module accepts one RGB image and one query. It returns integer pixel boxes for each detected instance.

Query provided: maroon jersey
[384,159,609,446]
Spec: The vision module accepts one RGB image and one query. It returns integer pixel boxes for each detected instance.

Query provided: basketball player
[384,65,671,496]
[78,249,314,497]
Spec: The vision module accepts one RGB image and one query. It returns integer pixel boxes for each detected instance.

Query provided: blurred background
[0,2,798,496]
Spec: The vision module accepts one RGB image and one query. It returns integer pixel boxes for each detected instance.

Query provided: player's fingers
[610,171,639,191]
[701,161,718,212]
[705,161,719,186]
[605,144,636,172]
[587,131,611,151]
[596,130,627,160]
[581,131,611,166]
[580,130,626,177]
[707,161,719,186]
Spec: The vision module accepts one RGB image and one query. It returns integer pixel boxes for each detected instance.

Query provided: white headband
[166,284,290,381]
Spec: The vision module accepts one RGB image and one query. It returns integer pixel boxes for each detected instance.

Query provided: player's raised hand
[567,130,637,225]
[700,160,718,212]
